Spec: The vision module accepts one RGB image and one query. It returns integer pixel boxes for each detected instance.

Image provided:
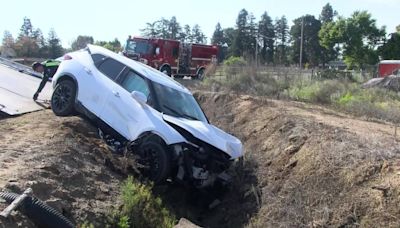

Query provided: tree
[379,33,400,59]
[155,18,170,39]
[19,17,33,38]
[47,28,64,58]
[223,27,236,47]
[141,22,158,38]
[397,25,400,33]
[247,13,258,59]
[290,15,322,67]
[258,11,275,64]
[319,3,336,24]
[191,24,206,44]
[274,16,289,64]
[15,17,39,57]
[180,24,192,42]
[71,35,94,50]
[320,11,385,69]
[319,3,338,66]
[232,9,249,57]
[95,38,122,52]
[1,31,16,57]
[211,23,224,45]
[168,16,181,40]
[2,31,14,48]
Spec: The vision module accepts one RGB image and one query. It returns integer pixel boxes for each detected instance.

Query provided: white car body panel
[163,115,243,159]
[52,45,243,160]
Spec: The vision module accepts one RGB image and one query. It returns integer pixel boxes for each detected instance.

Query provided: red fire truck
[122,36,218,79]
[377,60,400,77]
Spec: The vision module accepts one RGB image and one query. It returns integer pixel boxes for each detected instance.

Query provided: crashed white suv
[51,45,243,187]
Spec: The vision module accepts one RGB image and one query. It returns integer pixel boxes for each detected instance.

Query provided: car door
[77,53,125,115]
[100,69,153,140]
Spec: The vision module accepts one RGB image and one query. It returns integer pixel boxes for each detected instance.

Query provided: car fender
[128,109,186,145]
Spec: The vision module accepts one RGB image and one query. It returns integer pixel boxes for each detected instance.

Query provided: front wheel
[51,80,76,116]
[138,141,171,183]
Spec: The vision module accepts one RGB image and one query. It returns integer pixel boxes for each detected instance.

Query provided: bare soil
[1,91,400,227]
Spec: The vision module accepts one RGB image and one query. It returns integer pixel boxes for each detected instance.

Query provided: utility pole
[255,35,258,67]
[299,17,304,69]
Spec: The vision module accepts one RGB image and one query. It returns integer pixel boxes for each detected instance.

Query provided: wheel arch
[159,63,171,71]
[53,74,79,102]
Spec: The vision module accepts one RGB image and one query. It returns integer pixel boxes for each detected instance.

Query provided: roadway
[0,63,52,115]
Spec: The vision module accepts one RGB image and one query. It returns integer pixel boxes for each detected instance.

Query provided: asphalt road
[0,64,52,115]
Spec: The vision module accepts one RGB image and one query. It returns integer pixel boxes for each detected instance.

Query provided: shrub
[287,80,346,104]
[223,56,248,77]
[107,177,175,228]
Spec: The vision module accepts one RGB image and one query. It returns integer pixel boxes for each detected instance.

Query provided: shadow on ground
[154,156,260,228]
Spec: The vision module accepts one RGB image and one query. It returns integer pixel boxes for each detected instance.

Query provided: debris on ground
[363,75,400,92]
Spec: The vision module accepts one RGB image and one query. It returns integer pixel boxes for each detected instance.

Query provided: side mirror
[131,91,147,105]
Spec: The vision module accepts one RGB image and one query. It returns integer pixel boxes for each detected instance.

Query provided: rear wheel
[160,65,171,76]
[51,80,76,116]
[138,140,171,183]
[196,68,205,80]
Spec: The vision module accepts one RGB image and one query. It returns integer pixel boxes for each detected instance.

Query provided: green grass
[106,177,176,228]
[202,65,400,123]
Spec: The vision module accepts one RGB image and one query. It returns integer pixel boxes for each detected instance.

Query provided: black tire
[138,140,171,183]
[160,66,171,76]
[196,68,205,80]
[0,192,74,228]
[51,80,76,116]
[174,75,184,79]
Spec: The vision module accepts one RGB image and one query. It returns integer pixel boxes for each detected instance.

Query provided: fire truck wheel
[160,66,171,76]
[196,68,205,80]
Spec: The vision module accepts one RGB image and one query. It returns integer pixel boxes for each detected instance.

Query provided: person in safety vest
[32,60,60,101]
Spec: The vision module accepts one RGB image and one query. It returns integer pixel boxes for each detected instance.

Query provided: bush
[223,56,248,77]
[107,177,175,228]
[287,80,347,104]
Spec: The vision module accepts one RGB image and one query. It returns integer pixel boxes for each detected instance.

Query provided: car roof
[87,44,191,94]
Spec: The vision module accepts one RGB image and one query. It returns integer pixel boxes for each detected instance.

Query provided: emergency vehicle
[122,36,218,79]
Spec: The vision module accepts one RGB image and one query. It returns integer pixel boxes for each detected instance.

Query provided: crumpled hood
[163,115,243,159]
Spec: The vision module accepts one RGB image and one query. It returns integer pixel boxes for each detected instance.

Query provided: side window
[120,71,150,97]
[97,58,125,80]
[91,54,106,67]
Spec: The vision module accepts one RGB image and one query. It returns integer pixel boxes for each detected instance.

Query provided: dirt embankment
[0,111,124,227]
[1,91,400,227]
[195,91,400,227]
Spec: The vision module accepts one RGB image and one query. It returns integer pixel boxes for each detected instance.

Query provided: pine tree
[211,23,224,45]
[274,16,289,64]
[47,28,64,58]
[258,11,275,64]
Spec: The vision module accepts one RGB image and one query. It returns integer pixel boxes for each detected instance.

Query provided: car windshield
[125,40,150,55]
[152,82,207,122]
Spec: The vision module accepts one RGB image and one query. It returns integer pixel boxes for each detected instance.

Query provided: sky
[1,0,399,48]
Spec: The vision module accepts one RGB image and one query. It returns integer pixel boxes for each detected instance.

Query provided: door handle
[112,91,120,97]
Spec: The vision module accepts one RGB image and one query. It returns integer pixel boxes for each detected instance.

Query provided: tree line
[140,16,207,44]
[0,17,122,59]
[209,4,400,69]
[2,4,400,69]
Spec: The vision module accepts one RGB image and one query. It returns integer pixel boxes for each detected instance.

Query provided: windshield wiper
[162,105,198,121]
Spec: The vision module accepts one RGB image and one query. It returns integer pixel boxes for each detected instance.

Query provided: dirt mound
[0,111,124,227]
[193,91,400,227]
[363,75,400,92]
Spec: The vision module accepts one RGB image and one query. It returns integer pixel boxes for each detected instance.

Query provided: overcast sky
[1,0,399,48]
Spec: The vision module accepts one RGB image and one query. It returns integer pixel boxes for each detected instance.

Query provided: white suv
[51,45,243,187]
